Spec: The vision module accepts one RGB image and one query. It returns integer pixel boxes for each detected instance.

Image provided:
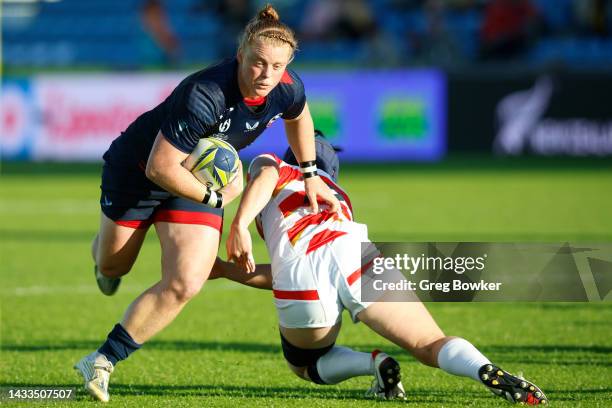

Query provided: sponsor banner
[360,242,612,302]
[241,70,446,161]
[1,70,445,161]
[448,72,612,156]
[32,74,179,160]
[1,74,181,161]
[1,79,36,160]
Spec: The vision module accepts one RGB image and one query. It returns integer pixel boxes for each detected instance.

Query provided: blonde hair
[238,4,298,54]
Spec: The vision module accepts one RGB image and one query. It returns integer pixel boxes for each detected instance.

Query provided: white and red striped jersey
[247,153,355,265]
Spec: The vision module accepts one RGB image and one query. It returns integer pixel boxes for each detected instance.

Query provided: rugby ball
[183,138,239,191]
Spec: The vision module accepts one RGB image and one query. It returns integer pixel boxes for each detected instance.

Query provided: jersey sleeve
[160,81,225,153]
[281,69,306,120]
[247,154,303,196]
[247,153,282,181]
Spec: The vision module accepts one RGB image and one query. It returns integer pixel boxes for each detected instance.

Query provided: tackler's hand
[226,223,256,273]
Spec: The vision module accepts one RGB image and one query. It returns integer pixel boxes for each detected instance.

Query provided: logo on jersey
[219,119,231,132]
[218,107,235,120]
[245,121,260,132]
[101,195,113,207]
[210,133,229,141]
[266,113,283,128]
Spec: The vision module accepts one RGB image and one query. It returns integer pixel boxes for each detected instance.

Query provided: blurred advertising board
[1,74,180,161]
[241,70,446,161]
[448,72,612,156]
[1,70,446,162]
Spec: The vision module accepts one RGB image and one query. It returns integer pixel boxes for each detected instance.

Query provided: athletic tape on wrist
[299,161,318,178]
[209,191,218,208]
[202,189,211,204]
[299,160,317,169]
[302,171,318,179]
[299,165,317,173]
[202,189,219,207]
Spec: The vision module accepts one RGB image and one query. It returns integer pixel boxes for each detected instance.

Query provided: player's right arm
[226,155,280,272]
[146,135,243,207]
[145,82,242,207]
[145,132,209,202]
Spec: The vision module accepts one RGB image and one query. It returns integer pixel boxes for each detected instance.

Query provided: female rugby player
[74,5,340,402]
[218,136,548,404]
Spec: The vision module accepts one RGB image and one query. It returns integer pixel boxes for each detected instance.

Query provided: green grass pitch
[1,159,611,407]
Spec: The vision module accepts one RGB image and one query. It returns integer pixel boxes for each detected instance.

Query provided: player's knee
[164,277,204,303]
[97,261,130,279]
[285,362,308,380]
[280,333,334,385]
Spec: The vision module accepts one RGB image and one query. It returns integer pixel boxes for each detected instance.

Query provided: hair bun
[258,4,279,21]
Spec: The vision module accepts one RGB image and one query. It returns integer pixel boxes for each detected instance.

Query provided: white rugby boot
[74,351,114,402]
[366,349,407,400]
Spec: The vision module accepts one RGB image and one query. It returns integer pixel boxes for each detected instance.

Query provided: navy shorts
[100,162,223,231]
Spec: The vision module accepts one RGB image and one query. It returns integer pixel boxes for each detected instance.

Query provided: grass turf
[1,160,611,407]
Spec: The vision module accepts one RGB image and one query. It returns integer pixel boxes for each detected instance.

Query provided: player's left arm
[209,257,272,290]
[226,156,280,273]
[284,103,340,214]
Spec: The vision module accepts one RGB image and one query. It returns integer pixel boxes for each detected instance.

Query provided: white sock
[314,346,373,384]
[437,338,491,382]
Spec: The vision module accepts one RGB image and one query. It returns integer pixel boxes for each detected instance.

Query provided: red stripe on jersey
[115,219,152,229]
[278,191,307,216]
[273,289,319,300]
[306,229,347,254]
[340,202,352,221]
[346,257,377,286]
[320,174,353,214]
[280,70,293,84]
[243,96,266,106]
[278,191,328,217]
[153,210,223,231]
[274,166,301,196]
[287,211,339,245]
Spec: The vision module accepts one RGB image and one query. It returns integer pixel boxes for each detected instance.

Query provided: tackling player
[74,4,340,402]
[217,134,548,404]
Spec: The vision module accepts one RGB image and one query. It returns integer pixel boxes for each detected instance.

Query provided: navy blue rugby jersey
[102,58,305,193]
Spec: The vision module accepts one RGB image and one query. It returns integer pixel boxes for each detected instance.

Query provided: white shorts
[271,222,378,328]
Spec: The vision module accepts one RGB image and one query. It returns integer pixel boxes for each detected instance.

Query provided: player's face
[238,39,293,98]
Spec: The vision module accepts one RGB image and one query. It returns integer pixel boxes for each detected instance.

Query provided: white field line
[0,281,248,297]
